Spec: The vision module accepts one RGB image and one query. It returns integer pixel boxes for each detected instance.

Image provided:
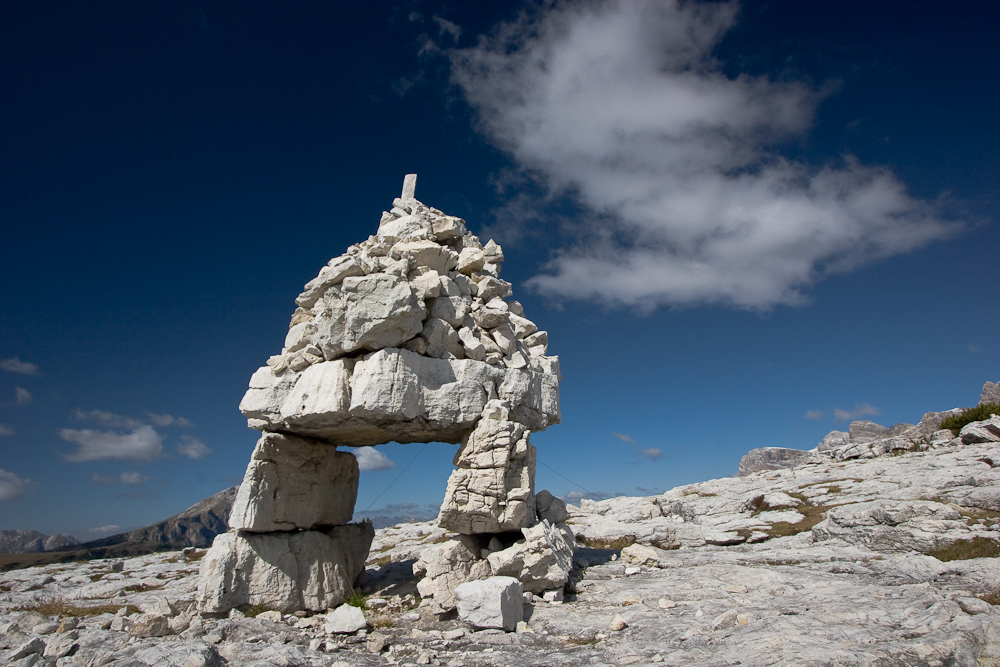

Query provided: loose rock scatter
[199,175,570,617]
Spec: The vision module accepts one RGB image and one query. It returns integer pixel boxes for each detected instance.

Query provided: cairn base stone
[197,523,374,614]
[229,432,359,532]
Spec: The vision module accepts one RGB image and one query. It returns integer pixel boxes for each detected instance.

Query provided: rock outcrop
[737,447,815,477]
[199,175,564,614]
[0,530,79,554]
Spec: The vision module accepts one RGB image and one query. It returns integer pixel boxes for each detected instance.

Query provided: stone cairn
[198,175,572,615]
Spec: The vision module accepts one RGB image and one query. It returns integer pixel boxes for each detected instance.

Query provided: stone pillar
[197,432,373,613]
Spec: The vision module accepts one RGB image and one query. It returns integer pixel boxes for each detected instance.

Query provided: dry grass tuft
[14,600,139,617]
[575,535,636,550]
[926,537,1000,562]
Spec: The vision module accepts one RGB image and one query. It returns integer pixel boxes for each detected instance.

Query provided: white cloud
[73,409,145,430]
[85,524,121,535]
[1,357,39,375]
[450,0,958,310]
[833,403,881,422]
[120,471,148,486]
[147,413,194,428]
[60,425,163,463]
[639,447,663,460]
[0,468,30,502]
[610,432,635,443]
[15,387,32,405]
[345,447,396,472]
[177,436,211,460]
[804,409,825,420]
[433,15,461,43]
[0,424,14,436]
[563,490,610,502]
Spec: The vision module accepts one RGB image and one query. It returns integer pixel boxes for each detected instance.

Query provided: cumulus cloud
[639,447,663,460]
[450,0,958,310]
[147,413,194,428]
[0,469,31,501]
[1,357,39,375]
[15,387,32,405]
[177,436,211,460]
[833,403,881,422]
[346,447,397,472]
[120,471,149,486]
[73,409,145,430]
[60,425,164,463]
[804,409,825,420]
[610,432,635,443]
[0,424,14,436]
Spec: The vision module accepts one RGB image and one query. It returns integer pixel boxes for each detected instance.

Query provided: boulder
[454,576,524,631]
[738,448,814,476]
[198,523,373,613]
[413,535,490,613]
[981,381,1000,406]
[487,520,575,593]
[960,416,1000,444]
[535,490,569,524]
[228,432,359,532]
[324,604,367,634]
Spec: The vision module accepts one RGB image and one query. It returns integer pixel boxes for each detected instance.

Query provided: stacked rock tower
[198,175,570,614]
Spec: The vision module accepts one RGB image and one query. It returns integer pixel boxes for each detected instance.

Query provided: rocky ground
[6,436,1000,666]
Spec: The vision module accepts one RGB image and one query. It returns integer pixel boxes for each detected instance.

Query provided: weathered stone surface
[486,520,574,593]
[738,447,814,476]
[982,380,1000,406]
[229,432,359,532]
[413,535,490,613]
[324,604,367,634]
[454,576,524,632]
[961,415,1000,444]
[438,419,536,534]
[198,523,374,613]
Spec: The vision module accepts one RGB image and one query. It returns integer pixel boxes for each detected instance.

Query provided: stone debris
[7,437,1000,664]
[199,175,564,616]
[454,576,524,631]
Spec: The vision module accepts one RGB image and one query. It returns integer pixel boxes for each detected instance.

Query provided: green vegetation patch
[926,536,1000,562]
[14,600,139,617]
[345,589,367,608]
[576,535,636,550]
[941,403,1000,435]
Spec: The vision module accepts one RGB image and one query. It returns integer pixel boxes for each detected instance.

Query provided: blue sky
[1,1,997,538]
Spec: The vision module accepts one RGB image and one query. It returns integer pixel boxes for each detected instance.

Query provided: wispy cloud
[833,403,882,422]
[639,447,663,461]
[433,15,461,43]
[147,413,194,428]
[563,490,610,502]
[610,432,635,443]
[119,471,148,486]
[450,0,958,310]
[61,425,164,463]
[1,357,39,375]
[345,447,396,472]
[0,424,14,436]
[85,524,121,535]
[0,469,31,502]
[15,387,32,405]
[73,409,145,430]
[177,436,211,460]
[804,409,825,420]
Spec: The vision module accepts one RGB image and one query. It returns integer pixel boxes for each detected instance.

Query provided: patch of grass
[122,582,165,593]
[345,589,367,608]
[825,486,843,494]
[799,478,863,489]
[370,555,392,568]
[699,492,718,497]
[370,612,395,629]
[239,604,272,618]
[926,537,1000,562]
[565,634,600,646]
[941,403,1000,435]
[649,539,678,551]
[978,589,1000,606]
[14,601,139,617]
[575,535,636,550]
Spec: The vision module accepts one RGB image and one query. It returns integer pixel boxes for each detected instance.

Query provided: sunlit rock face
[198,175,565,614]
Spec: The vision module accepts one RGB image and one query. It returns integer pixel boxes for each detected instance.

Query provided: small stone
[257,610,283,623]
[624,566,641,576]
[652,654,664,663]
[658,598,676,609]
[325,604,368,634]
[726,584,749,594]
[443,628,466,640]
[367,631,389,653]
[609,614,628,631]
[515,621,532,634]
[130,615,170,638]
[956,596,992,615]
[203,633,223,644]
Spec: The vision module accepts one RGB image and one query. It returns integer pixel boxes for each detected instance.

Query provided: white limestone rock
[324,604,367,634]
[438,419,537,534]
[413,535,491,614]
[454,576,524,632]
[295,255,365,309]
[228,432,359,532]
[960,415,1000,444]
[197,523,374,613]
[486,520,575,593]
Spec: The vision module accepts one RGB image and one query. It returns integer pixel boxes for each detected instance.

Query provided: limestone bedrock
[199,174,563,614]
